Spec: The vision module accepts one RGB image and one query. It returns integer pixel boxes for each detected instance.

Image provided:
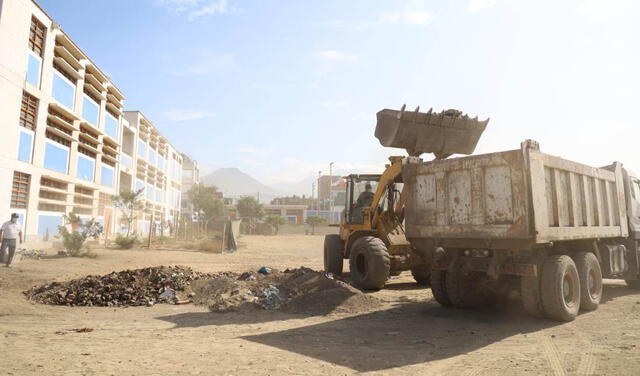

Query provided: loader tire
[411,264,431,286]
[445,268,491,308]
[349,236,390,290]
[324,234,344,276]
[430,270,452,307]
[573,252,602,311]
[540,255,580,322]
[521,273,545,318]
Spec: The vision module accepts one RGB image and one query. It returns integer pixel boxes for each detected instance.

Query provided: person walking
[0,213,23,267]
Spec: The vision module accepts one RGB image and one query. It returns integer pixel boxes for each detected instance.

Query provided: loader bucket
[375,107,489,158]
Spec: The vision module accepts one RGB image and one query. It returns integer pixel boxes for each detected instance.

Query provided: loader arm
[369,157,403,227]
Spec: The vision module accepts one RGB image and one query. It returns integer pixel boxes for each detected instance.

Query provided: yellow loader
[324,106,488,290]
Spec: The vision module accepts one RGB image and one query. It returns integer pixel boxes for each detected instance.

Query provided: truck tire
[430,270,452,307]
[445,268,491,308]
[540,255,580,322]
[573,252,602,311]
[625,279,640,289]
[349,236,390,290]
[411,264,431,285]
[324,234,344,276]
[521,274,545,318]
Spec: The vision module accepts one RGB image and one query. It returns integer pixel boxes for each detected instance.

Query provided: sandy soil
[1,235,639,375]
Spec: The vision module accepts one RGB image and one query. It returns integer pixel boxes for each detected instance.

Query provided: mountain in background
[200,168,279,202]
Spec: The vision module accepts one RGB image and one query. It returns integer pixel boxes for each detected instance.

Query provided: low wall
[277,224,339,236]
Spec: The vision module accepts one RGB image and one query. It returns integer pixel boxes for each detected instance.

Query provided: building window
[147,184,154,200]
[28,17,46,56]
[20,91,38,131]
[43,135,70,174]
[105,113,118,139]
[138,140,147,159]
[82,94,100,126]
[11,172,31,209]
[37,215,63,236]
[18,131,34,163]
[157,155,165,171]
[52,68,76,110]
[100,164,114,187]
[135,179,145,193]
[26,52,42,87]
[148,148,157,166]
[77,154,95,182]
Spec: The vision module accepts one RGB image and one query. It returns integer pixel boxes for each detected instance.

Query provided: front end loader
[323,105,488,290]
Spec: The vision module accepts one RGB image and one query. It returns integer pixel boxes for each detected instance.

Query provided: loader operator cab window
[345,176,379,224]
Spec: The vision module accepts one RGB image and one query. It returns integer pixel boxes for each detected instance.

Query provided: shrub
[57,215,103,257]
[114,234,138,249]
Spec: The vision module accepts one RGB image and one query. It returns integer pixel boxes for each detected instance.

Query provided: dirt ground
[1,235,639,375]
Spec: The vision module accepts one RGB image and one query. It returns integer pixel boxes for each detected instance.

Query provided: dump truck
[401,139,640,321]
[324,106,489,290]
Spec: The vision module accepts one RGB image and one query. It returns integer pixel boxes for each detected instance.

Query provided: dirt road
[1,235,639,375]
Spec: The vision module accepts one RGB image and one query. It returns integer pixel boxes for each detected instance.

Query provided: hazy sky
[38,0,640,193]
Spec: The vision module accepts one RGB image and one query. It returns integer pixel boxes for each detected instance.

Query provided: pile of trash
[191,267,382,315]
[25,266,214,307]
[16,248,46,260]
[25,266,382,315]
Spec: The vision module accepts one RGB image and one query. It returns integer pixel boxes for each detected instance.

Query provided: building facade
[121,111,183,235]
[0,0,186,240]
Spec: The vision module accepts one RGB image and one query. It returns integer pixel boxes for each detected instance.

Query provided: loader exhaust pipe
[375,105,489,159]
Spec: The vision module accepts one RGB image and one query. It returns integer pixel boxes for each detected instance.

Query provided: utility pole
[329,162,334,223]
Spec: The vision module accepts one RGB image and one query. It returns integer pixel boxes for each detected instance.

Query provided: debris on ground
[257,266,272,275]
[16,248,46,260]
[25,266,381,315]
[25,266,213,307]
[54,328,94,335]
[191,267,382,315]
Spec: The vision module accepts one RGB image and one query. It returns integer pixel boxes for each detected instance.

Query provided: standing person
[0,213,23,267]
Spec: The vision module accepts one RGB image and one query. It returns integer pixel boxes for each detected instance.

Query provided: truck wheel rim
[562,272,577,308]
[563,275,574,307]
[588,270,597,299]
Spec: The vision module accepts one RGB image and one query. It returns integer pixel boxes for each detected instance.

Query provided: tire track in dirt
[540,334,567,376]
[573,328,597,375]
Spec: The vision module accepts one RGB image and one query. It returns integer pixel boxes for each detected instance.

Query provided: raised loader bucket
[375,106,489,158]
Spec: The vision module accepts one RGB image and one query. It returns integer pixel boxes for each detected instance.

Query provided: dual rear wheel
[520,252,602,321]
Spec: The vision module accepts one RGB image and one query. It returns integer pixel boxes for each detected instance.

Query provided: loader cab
[344,174,380,225]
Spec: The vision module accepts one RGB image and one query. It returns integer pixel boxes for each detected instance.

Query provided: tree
[58,214,103,257]
[112,189,145,236]
[237,196,264,234]
[265,215,287,235]
[305,215,326,235]
[188,184,225,233]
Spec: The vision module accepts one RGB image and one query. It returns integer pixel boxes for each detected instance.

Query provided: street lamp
[329,162,334,223]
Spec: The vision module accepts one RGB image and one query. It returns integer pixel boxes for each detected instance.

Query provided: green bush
[114,234,138,249]
[57,215,103,257]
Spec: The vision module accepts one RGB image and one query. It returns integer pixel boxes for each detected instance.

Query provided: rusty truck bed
[402,140,629,249]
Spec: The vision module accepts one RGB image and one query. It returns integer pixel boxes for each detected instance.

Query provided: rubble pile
[192,267,382,315]
[25,266,214,307]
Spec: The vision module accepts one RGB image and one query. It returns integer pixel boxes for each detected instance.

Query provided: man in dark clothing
[356,183,375,208]
[351,183,374,224]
